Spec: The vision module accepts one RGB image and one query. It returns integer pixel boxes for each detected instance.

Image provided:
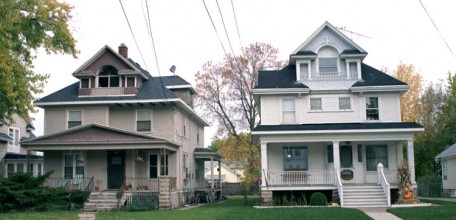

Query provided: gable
[81,50,135,75]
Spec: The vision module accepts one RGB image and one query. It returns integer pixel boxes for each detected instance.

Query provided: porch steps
[343,185,388,207]
[83,191,119,212]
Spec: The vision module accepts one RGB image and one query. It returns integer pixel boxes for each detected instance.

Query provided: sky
[31,0,456,146]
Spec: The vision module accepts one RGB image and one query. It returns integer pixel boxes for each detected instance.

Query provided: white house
[252,22,423,207]
[436,143,456,197]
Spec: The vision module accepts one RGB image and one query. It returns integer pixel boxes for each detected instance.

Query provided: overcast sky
[32,0,456,145]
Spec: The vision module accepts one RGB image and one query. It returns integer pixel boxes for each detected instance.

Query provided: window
[149,154,158,179]
[348,62,358,77]
[358,145,363,162]
[283,147,308,170]
[318,46,339,73]
[64,154,85,179]
[442,159,447,180]
[137,110,151,132]
[68,110,82,128]
[7,164,14,177]
[81,79,90,88]
[161,154,169,176]
[282,99,296,123]
[310,98,322,111]
[366,97,379,120]
[16,163,24,173]
[299,63,309,79]
[183,154,190,179]
[339,97,351,110]
[182,116,187,137]
[37,163,43,176]
[98,66,119,87]
[197,130,200,144]
[366,145,388,171]
[327,145,333,163]
[8,127,19,146]
[126,77,135,87]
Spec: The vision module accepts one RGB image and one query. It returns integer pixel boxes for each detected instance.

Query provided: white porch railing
[377,163,391,207]
[266,170,334,186]
[383,169,398,184]
[335,168,344,207]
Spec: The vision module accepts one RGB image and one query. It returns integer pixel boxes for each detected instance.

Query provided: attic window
[98,66,119,88]
[317,46,339,74]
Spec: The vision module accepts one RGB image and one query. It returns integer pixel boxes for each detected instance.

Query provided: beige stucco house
[253,22,423,207]
[22,44,221,210]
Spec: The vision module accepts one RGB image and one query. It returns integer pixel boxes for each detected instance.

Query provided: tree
[388,63,423,122]
[196,42,285,204]
[0,0,78,125]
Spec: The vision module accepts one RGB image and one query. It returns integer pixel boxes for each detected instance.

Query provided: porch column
[26,150,31,174]
[332,141,340,171]
[210,158,214,189]
[406,140,416,184]
[218,160,221,187]
[396,142,403,165]
[260,142,267,187]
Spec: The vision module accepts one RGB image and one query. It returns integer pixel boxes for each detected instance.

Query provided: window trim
[442,159,447,180]
[365,145,388,171]
[365,97,380,121]
[296,61,311,80]
[136,109,152,132]
[8,127,20,148]
[338,97,352,110]
[283,146,308,171]
[125,76,136,88]
[97,65,120,88]
[62,153,86,179]
[316,45,340,74]
[309,98,323,111]
[281,98,297,124]
[80,78,91,89]
[67,110,82,129]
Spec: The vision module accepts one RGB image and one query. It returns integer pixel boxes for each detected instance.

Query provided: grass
[0,211,79,220]
[388,198,456,220]
[97,196,372,220]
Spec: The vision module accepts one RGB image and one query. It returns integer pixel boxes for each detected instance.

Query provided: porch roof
[4,152,43,161]
[252,122,423,134]
[0,132,12,142]
[194,148,223,161]
[21,123,180,151]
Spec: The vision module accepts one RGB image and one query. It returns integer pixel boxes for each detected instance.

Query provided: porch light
[287,147,292,158]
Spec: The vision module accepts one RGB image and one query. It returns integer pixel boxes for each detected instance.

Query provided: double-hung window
[282,99,296,123]
[339,97,351,110]
[64,154,85,179]
[137,110,151,132]
[68,111,82,128]
[310,98,322,111]
[8,127,20,147]
[366,145,388,171]
[366,97,379,120]
[149,154,169,178]
[283,147,308,170]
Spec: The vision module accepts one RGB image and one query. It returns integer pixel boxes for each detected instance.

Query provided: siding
[443,158,456,189]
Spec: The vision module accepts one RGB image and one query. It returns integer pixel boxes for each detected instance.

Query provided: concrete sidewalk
[357,207,402,220]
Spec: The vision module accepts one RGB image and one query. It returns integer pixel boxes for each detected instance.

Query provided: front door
[107,151,125,189]
[340,145,354,181]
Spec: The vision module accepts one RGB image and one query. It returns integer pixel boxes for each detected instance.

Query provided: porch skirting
[261,190,273,206]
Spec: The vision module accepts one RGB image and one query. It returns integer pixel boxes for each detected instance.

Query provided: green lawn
[388,198,456,220]
[0,211,79,220]
[97,196,372,220]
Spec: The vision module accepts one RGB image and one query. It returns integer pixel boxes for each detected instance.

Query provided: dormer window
[98,66,119,88]
[317,46,339,74]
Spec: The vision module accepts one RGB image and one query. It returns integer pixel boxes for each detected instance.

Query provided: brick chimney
[118,43,128,59]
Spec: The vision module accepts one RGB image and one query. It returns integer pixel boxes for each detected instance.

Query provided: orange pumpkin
[403,192,413,200]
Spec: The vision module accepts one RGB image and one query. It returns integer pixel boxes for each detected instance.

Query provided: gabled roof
[73,45,148,80]
[21,123,177,146]
[292,21,367,55]
[0,132,12,142]
[436,143,456,159]
[159,75,197,94]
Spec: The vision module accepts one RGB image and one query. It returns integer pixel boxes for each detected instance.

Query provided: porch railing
[377,163,391,207]
[266,170,334,186]
[383,169,398,184]
[335,168,344,207]
[124,177,159,192]
[43,177,94,191]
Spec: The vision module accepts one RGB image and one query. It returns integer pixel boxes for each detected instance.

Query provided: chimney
[118,43,128,59]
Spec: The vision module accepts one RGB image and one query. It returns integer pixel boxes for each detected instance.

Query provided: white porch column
[210,158,214,189]
[218,160,221,187]
[396,142,403,165]
[406,140,416,184]
[333,141,340,171]
[261,142,268,187]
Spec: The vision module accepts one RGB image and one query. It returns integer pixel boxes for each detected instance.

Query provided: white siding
[443,157,456,189]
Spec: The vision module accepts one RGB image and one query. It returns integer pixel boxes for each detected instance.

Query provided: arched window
[98,65,119,87]
[317,46,339,73]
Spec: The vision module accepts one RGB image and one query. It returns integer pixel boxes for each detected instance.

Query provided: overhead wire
[216,0,236,56]
[230,0,242,48]
[202,0,228,56]
[419,0,456,60]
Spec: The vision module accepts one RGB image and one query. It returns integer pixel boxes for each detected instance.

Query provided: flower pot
[403,191,413,200]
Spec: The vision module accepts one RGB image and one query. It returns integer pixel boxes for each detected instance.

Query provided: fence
[417,183,442,197]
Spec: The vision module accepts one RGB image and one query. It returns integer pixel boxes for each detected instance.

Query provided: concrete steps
[343,185,388,207]
[83,191,119,212]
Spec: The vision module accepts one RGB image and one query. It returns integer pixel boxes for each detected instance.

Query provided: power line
[419,0,456,60]
[118,0,149,70]
[202,0,228,55]
[145,0,162,76]
[230,0,242,48]
[216,0,235,56]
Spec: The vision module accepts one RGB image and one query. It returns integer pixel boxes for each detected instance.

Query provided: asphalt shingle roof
[255,65,309,89]
[0,133,12,142]
[4,153,43,160]
[352,64,407,87]
[253,122,422,132]
[436,143,456,159]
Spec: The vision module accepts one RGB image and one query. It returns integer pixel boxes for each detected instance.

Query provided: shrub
[298,193,307,206]
[309,192,327,206]
[126,194,158,211]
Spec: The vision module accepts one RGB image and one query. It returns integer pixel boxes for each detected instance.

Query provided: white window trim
[148,153,169,179]
[309,97,323,111]
[136,109,153,132]
[345,59,361,79]
[338,97,352,111]
[8,127,20,149]
[296,60,311,81]
[365,96,381,122]
[316,45,340,75]
[5,162,27,178]
[96,66,121,88]
[280,98,297,124]
[442,159,447,180]
[125,76,137,87]
[79,78,92,89]
[67,110,83,129]
[62,152,86,179]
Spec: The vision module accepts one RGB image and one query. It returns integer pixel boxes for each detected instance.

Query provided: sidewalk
[357,207,402,220]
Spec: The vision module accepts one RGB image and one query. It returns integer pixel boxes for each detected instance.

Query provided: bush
[309,192,327,206]
[126,194,158,211]
[0,172,88,212]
